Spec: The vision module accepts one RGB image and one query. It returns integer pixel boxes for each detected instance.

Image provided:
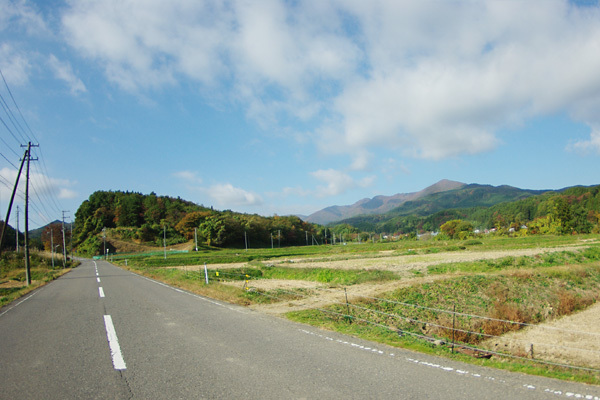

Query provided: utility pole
[15,206,19,252]
[0,148,27,255]
[51,232,54,269]
[62,211,69,268]
[22,142,38,285]
[194,228,198,251]
[102,227,106,259]
[70,220,73,258]
[163,225,167,259]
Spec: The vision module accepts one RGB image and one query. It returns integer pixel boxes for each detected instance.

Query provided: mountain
[338,183,550,232]
[28,220,72,240]
[305,179,466,225]
[338,184,600,235]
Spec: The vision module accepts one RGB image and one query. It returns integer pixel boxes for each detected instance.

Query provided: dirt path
[175,244,587,274]
[164,242,600,368]
[212,242,600,369]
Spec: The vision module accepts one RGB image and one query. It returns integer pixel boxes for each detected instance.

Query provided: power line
[0,150,19,169]
[0,92,29,144]
[0,67,65,227]
[0,68,38,144]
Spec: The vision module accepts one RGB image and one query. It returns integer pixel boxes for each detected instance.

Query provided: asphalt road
[1,259,600,399]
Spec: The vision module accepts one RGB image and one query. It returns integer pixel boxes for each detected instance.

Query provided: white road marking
[97,277,101,283]
[299,328,600,400]
[99,287,105,298]
[0,289,42,317]
[103,315,127,370]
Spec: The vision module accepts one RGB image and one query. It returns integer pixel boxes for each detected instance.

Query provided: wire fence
[175,266,600,373]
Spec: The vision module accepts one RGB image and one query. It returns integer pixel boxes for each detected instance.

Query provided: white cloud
[310,168,373,198]
[61,0,233,91]
[0,43,31,86]
[0,0,48,35]
[206,183,263,207]
[48,54,86,95]
[0,167,77,208]
[173,170,203,184]
[58,188,77,199]
[58,1,600,165]
[568,125,600,155]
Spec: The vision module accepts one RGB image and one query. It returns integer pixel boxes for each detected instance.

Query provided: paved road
[1,259,600,399]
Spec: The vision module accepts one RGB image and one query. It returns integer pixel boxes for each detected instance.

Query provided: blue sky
[2,0,600,229]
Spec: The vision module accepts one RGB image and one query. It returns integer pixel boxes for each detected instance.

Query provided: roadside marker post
[204,262,209,284]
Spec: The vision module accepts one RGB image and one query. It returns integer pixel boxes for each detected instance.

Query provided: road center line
[103,315,127,370]
[99,287,105,298]
[97,277,101,283]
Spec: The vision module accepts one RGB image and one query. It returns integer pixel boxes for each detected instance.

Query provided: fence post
[204,262,209,284]
[344,288,351,318]
[451,303,456,354]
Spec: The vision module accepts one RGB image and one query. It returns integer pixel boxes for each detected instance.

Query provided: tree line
[73,191,322,255]
[331,185,600,237]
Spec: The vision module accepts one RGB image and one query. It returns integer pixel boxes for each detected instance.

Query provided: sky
[1,0,600,229]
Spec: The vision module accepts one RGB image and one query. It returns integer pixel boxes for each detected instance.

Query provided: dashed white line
[299,328,600,400]
[97,277,101,283]
[103,315,126,370]
[99,287,105,298]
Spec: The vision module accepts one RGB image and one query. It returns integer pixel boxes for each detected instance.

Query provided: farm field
[103,235,600,382]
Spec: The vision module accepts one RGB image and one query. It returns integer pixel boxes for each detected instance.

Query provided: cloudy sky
[1,0,600,228]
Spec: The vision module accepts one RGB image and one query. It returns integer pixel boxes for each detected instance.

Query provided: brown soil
[158,241,600,368]
[0,280,27,289]
[108,238,195,254]
[210,242,598,369]
[482,303,600,369]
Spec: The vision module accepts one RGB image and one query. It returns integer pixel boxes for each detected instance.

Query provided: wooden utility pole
[62,211,69,268]
[23,142,38,285]
[0,149,27,255]
[15,206,19,252]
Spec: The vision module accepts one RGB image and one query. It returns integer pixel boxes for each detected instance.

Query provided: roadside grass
[0,251,73,307]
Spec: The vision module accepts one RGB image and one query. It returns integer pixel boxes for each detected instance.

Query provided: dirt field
[169,242,600,369]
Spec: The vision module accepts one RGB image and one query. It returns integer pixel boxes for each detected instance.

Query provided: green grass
[115,233,596,269]
[285,308,600,384]
[115,234,600,383]
[0,251,74,307]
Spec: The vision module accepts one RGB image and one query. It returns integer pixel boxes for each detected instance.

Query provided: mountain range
[304,179,546,225]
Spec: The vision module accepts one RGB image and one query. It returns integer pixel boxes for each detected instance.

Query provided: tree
[440,219,473,239]
[175,211,213,239]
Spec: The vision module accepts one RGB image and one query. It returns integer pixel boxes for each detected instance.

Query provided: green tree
[440,219,473,239]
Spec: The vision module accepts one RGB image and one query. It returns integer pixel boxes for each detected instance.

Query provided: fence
[186,266,600,373]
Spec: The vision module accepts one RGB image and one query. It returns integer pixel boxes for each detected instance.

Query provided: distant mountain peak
[304,179,466,225]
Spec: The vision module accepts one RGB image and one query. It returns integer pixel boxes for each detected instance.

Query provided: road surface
[1,259,599,399]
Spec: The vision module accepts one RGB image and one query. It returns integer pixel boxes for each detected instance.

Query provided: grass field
[110,234,600,383]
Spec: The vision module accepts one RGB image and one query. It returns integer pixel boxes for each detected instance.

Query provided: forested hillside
[336,185,600,236]
[73,191,320,255]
